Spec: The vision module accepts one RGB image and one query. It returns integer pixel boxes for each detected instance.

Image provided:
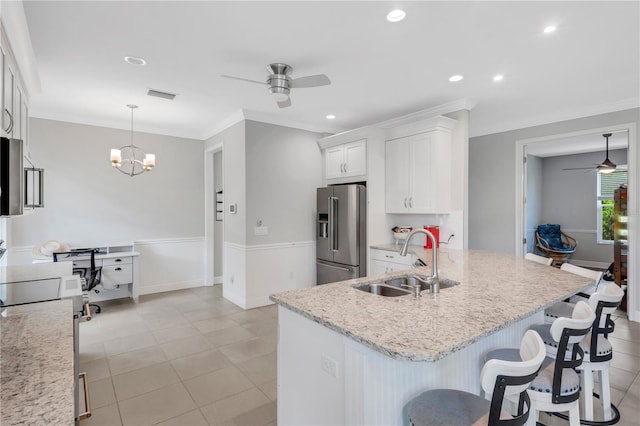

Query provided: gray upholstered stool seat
[407,389,504,426]
[544,301,574,321]
[406,330,547,426]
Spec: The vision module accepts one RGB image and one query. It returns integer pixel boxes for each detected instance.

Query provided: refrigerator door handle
[328,196,338,252]
[322,263,351,272]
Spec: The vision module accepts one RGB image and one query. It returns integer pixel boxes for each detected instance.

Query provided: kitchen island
[270,248,595,425]
[1,299,75,425]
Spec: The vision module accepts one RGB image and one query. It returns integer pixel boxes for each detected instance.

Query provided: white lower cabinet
[370,248,413,275]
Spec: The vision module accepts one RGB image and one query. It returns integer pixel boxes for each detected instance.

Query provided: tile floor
[79,286,640,426]
[79,285,277,426]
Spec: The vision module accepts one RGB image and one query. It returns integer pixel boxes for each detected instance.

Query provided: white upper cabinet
[385,126,453,214]
[324,139,367,183]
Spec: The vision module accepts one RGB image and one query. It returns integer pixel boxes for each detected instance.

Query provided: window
[597,166,627,243]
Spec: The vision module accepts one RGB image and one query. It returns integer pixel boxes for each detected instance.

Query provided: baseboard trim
[213,275,223,284]
[138,279,203,295]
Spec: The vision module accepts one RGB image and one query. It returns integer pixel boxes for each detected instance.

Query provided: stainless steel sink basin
[384,275,460,291]
[355,283,411,297]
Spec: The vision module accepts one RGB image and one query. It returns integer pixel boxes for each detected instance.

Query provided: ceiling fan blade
[290,74,331,88]
[220,75,267,86]
[277,97,292,109]
[562,167,595,171]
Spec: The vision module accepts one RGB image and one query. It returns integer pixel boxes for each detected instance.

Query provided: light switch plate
[254,226,268,236]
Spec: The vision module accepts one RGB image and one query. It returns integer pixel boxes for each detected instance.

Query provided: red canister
[423,226,440,249]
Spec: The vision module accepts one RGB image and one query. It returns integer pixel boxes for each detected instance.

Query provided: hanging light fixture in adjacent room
[110,104,155,177]
[596,133,616,174]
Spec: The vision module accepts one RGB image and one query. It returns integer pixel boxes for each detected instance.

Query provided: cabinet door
[385,137,410,213]
[325,145,345,180]
[343,139,366,177]
[408,132,436,213]
[370,259,389,276]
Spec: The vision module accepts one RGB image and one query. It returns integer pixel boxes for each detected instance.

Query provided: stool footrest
[548,393,620,426]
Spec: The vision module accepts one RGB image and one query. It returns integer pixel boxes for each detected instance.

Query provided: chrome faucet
[399,229,440,293]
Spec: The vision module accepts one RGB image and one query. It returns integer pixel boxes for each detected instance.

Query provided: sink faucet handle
[400,283,421,298]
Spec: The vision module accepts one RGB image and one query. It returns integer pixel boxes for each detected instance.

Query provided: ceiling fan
[562,133,617,173]
[221,63,331,108]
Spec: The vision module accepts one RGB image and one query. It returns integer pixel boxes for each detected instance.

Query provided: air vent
[147,89,176,100]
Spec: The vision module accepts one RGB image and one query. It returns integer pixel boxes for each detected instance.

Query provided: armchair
[535,224,577,267]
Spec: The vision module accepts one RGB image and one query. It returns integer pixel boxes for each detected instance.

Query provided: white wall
[539,148,627,264]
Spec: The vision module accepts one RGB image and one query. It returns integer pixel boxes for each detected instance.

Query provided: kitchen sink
[355,282,412,297]
[384,275,460,291]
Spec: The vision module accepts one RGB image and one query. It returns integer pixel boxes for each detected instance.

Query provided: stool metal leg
[582,369,595,421]
[600,370,612,421]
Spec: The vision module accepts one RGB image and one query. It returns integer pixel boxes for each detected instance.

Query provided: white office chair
[525,252,553,266]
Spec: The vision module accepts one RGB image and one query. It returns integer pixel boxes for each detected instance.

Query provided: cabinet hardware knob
[115,259,122,262]
[115,267,122,271]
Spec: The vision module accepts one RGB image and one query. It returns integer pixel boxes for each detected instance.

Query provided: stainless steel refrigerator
[316,184,366,285]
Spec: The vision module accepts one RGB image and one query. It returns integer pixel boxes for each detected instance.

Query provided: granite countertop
[1,300,75,425]
[270,248,594,362]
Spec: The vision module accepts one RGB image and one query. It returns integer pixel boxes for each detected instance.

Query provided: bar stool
[577,283,624,424]
[525,252,553,266]
[545,263,603,323]
[487,301,595,426]
[406,330,546,426]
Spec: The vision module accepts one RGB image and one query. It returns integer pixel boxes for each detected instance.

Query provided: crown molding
[241,109,347,135]
[374,98,477,129]
[471,97,640,138]
[199,109,246,140]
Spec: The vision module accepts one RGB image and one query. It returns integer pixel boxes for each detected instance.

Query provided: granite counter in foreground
[270,249,594,362]
[1,300,75,425]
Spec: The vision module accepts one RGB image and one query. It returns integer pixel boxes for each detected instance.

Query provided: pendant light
[110,104,155,177]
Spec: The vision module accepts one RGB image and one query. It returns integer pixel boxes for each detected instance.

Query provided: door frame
[515,122,637,322]
[205,143,223,286]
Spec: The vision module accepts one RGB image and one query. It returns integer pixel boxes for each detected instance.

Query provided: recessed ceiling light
[387,9,406,22]
[543,25,557,34]
[493,74,504,82]
[326,114,336,120]
[124,56,147,66]
[449,75,464,82]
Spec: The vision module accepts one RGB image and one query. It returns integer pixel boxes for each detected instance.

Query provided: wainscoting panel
[134,237,205,295]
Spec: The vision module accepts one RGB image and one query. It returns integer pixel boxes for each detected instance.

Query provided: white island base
[278,306,544,426]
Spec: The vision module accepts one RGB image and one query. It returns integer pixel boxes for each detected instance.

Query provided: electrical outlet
[321,355,337,378]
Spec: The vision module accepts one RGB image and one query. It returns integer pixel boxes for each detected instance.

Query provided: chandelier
[110,104,155,176]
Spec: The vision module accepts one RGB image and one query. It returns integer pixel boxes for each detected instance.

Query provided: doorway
[515,123,637,321]
[205,145,223,286]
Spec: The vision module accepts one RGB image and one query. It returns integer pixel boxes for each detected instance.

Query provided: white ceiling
[19,1,640,140]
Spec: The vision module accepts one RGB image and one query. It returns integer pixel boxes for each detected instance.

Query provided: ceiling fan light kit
[221,62,331,109]
[562,133,618,173]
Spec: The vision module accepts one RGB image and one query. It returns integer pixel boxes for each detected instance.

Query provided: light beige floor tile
[610,336,640,356]
[242,319,278,339]
[103,331,157,356]
[118,382,197,426]
[82,403,122,426]
[160,335,214,360]
[183,307,226,322]
[233,401,277,426]
[226,309,271,326]
[184,366,255,407]
[81,357,111,383]
[79,341,106,364]
[257,379,277,402]
[219,338,276,364]
[170,349,233,381]
[235,352,277,386]
[142,314,189,331]
[89,377,117,409]
[113,361,180,401]
[204,326,257,349]
[155,409,208,426]
[192,317,239,334]
[599,366,637,393]
[99,320,150,340]
[199,387,270,425]
[257,304,278,318]
[151,323,202,344]
[611,351,640,374]
[108,345,167,376]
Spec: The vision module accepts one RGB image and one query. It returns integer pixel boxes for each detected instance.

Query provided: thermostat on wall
[228,203,237,214]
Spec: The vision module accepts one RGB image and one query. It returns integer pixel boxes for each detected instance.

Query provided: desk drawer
[103,257,132,267]
[101,263,133,286]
